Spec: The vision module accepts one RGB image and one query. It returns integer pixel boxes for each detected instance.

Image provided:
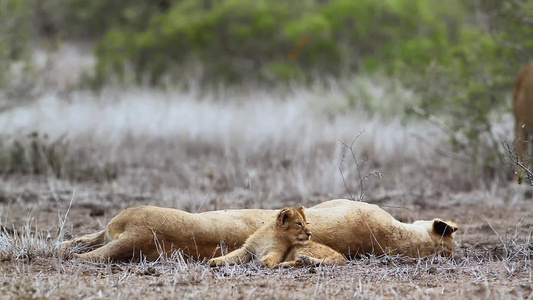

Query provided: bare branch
[338,131,382,201]
[501,140,533,186]
[338,150,355,201]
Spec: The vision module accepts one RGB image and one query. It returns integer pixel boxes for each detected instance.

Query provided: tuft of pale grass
[0,216,56,262]
[0,84,451,208]
[0,87,435,164]
[0,79,526,208]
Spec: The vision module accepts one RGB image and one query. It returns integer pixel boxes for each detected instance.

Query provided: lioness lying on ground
[63,199,457,261]
[208,207,346,267]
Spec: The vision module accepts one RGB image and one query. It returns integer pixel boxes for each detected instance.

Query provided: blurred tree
[0,0,32,87]
[2,0,533,179]
[91,0,477,85]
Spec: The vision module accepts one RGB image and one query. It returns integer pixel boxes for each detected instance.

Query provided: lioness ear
[433,219,458,236]
[278,208,294,226]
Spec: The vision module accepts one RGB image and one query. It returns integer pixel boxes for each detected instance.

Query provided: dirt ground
[0,176,531,299]
[0,41,531,299]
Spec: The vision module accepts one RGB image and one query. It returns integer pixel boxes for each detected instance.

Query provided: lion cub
[208,207,346,268]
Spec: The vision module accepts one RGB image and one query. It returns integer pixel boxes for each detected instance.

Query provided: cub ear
[298,206,306,213]
[277,208,294,225]
[433,219,458,236]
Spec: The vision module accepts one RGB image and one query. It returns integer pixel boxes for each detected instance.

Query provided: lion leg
[62,230,107,252]
[292,255,325,267]
[276,261,297,268]
[294,253,346,267]
[208,248,252,267]
[514,123,531,181]
[261,251,285,268]
[275,261,298,268]
[320,252,347,266]
[289,242,347,267]
[73,238,135,261]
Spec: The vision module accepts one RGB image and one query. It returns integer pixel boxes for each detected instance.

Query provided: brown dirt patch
[0,177,532,299]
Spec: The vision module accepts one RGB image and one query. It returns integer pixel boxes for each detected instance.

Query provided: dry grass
[0,84,520,207]
[0,44,532,299]
[0,84,449,209]
[0,221,531,299]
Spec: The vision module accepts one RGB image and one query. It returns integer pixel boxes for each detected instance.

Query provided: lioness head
[277,207,311,245]
[413,218,458,256]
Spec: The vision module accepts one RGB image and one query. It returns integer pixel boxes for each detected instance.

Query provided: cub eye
[296,222,303,227]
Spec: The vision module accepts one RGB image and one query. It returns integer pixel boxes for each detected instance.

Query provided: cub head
[277,206,311,245]
[414,218,458,256]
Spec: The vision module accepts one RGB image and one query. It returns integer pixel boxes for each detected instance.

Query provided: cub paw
[261,257,279,268]
[296,255,312,267]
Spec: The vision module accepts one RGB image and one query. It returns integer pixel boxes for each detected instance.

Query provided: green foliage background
[0,0,532,179]
[2,0,531,90]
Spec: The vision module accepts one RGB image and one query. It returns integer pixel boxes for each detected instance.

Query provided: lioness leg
[208,248,252,267]
[514,124,532,181]
[515,124,528,163]
[73,238,134,261]
[295,253,346,266]
[62,230,106,252]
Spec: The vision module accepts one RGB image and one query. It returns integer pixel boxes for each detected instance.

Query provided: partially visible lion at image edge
[62,199,458,261]
[513,63,533,182]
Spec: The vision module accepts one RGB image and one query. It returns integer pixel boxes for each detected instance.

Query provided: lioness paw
[208,258,224,267]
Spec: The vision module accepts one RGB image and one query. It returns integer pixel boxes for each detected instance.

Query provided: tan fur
[281,241,347,267]
[63,199,457,261]
[513,64,533,181]
[208,207,345,267]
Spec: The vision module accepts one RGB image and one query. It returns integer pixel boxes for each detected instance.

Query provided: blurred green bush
[2,0,531,92]
[0,0,32,87]
[91,0,473,85]
[1,0,532,180]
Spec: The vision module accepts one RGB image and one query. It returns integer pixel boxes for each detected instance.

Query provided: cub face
[277,207,311,245]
